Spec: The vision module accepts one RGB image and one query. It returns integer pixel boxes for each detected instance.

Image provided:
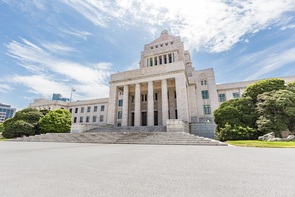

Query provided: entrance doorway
[154,111,158,126]
[141,112,147,126]
[131,112,134,126]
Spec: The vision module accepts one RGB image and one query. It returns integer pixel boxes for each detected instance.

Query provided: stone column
[134,83,141,126]
[174,52,178,62]
[107,84,118,125]
[157,56,159,66]
[148,81,154,126]
[175,76,189,122]
[161,79,168,126]
[122,85,129,126]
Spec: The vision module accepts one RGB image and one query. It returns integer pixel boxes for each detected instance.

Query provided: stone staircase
[86,126,167,133]
[10,131,227,146]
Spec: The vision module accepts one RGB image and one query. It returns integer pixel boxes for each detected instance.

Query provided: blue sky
[1,0,295,110]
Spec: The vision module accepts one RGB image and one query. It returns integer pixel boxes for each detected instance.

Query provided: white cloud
[244,47,295,80]
[41,42,76,54]
[58,27,92,40]
[60,0,295,52]
[9,75,70,99]
[6,38,112,100]
[0,84,13,93]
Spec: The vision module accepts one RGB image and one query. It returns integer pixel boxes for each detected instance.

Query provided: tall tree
[243,78,286,102]
[256,89,295,136]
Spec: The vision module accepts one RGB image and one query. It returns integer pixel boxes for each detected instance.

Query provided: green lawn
[0,137,6,141]
[227,140,295,148]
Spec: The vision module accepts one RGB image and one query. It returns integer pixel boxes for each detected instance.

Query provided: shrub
[38,109,72,133]
[256,116,288,137]
[0,123,4,133]
[13,108,44,125]
[216,123,257,141]
[2,108,44,138]
[2,120,35,138]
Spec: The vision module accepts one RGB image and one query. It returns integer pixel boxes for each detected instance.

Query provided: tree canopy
[214,78,295,141]
[243,78,285,102]
[2,108,72,138]
[38,109,72,134]
[2,108,43,138]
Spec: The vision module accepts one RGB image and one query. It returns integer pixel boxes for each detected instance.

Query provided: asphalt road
[0,142,294,197]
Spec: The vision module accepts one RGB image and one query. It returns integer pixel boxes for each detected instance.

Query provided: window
[118,111,122,119]
[93,116,97,122]
[141,94,147,102]
[86,116,89,123]
[175,109,178,119]
[174,91,177,98]
[201,80,207,85]
[118,99,123,106]
[101,105,105,112]
[201,90,209,99]
[233,92,240,99]
[75,108,78,113]
[155,93,158,101]
[81,107,84,113]
[100,115,104,122]
[69,108,72,113]
[94,106,98,112]
[79,117,83,123]
[131,96,134,104]
[203,105,211,115]
[74,117,77,123]
[219,94,226,102]
[87,106,91,112]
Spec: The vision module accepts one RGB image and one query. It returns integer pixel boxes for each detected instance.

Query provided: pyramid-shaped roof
[149,30,176,45]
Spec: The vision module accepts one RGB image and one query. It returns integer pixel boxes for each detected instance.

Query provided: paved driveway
[0,142,294,197]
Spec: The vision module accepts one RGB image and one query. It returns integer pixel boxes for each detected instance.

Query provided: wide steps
[11,132,227,146]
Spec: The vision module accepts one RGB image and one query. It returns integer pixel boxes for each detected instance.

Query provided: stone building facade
[29,31,295,137]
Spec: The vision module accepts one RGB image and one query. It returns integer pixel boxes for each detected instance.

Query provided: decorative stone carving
[286,135,295,141]
[258,132,295,141]
[258,132,275,141]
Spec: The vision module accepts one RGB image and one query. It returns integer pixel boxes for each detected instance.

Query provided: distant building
[52,93,69,102]
[28,31,295,136]
[0,103,16,123]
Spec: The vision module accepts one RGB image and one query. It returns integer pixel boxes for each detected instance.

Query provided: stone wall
[166,119,189,133]
[71,124,102,133]
[190,123,216,138]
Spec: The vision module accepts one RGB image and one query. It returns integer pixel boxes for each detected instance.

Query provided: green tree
[0,123,4,133]
[214,98,256,128]
[256,89,295,136]
[2,108,44,138]
[13,108,44,125]
[243,78,286,102]
[214,97,257,140]
[286,80,295,92]
[38,109,72,133]
[2,120,35,138]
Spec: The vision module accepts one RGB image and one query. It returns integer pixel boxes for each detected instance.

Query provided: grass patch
[226,140,295,148]
[0,137,7,141]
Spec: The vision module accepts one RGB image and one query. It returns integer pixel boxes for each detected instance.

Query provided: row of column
[145,52,177,67]
[121,79,169,126]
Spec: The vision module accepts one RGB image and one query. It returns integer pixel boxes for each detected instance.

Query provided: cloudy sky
[1,0,295,110]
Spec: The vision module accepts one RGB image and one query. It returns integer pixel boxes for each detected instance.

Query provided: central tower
[107,30,191,127]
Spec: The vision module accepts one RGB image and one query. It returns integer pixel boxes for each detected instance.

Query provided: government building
[29,30,295,137]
